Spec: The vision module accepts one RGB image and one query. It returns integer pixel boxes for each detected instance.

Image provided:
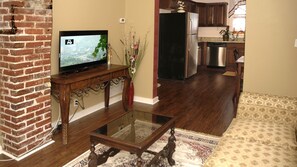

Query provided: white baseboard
[134,96,159,105]
[1,140,55,161]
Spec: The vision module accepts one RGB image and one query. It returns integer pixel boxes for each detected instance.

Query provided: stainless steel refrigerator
[158,12,199,80]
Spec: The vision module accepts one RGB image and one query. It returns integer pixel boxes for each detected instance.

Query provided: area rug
[222,71,237,77]
[63,128,220,167]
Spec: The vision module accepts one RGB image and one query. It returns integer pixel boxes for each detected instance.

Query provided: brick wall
[0,0,52,157]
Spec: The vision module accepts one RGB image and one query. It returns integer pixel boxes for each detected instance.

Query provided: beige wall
[124,0,155,99]
[244,0,297,97]
[51,0,155,122]
[51,0,126,75]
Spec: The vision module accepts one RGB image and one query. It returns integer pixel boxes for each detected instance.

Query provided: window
[231,5,246,31]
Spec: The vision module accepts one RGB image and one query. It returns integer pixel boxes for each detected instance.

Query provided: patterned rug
[63,128,220,167]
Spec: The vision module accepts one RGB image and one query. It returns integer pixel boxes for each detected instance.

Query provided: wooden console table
[51,64,131,144]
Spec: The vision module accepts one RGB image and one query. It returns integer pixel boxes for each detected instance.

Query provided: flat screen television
[59,30,108,74]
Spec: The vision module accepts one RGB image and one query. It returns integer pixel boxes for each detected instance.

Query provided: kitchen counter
[198,37,245,44]
[208,40,245,44]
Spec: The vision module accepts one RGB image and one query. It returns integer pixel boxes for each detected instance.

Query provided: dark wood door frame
[153,0,160,98]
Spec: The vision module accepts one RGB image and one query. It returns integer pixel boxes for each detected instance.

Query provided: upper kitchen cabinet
[197,3,227,27]
[160,0,197,13]
[196,3,207,26]
[214,3,228,26]
[184,0,197,13]
[159,1,228,27]
[159,0,178,10]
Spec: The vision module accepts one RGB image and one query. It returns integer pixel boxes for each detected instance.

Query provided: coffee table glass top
[90,110,174,145]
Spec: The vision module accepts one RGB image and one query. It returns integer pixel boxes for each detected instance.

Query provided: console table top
[51,64,129,84]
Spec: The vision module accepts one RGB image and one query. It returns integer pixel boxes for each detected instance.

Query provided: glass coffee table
[88,110,176,167]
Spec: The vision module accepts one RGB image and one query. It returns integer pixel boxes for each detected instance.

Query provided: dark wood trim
[154,0,160,98]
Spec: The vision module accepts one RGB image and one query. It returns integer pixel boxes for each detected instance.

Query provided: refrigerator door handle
[190,18,192,34]
[188,19,192,51]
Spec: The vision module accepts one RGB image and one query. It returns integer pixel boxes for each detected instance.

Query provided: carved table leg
[166,128,176,166]
[147,128,176,166]
[104,81,110,108]
[147,150,165,166]
[88,143,120,167]
[122,76,131,111]
[88,144,97,167]
[62,124,68,145]
[59,85,70,145]
[136,154,144,167]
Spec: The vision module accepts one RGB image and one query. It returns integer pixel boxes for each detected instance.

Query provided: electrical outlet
[74,99,78,107]
[295,39,297,48]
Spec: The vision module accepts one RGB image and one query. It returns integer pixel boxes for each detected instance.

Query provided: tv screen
[59,30,108,74]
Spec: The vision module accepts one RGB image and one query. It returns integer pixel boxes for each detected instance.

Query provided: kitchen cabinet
[159,0,177,10]
[197,3,227,27]
[160,0,197,13]
[184,0,197,13]
[159,0,227,26]
[196,3,207,26]
[226,43,245,71]
[214,3,227,26]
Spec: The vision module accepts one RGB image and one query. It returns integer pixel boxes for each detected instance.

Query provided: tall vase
[128,81,134,107]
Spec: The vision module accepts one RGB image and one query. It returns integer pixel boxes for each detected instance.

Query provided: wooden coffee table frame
[88,112,176,167]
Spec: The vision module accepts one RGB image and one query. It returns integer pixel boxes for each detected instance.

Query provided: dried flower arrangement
[120,30,148,80]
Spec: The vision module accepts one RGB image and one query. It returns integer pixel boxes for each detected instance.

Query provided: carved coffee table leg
[147,150,165,166]
[136,154,144,167]
[166,128,176,166]
[147,128,176,166]
[88,143,120,167]
[88,144,97,167]
[97,148,120,165]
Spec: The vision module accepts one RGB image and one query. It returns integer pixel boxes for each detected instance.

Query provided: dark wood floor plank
[0,68,236,167]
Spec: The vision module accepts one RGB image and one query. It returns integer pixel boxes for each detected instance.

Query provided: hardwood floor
[0,68,237,167]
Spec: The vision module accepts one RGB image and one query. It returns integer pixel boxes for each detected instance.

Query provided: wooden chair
[233,49,244,116]
[234,49,240,61]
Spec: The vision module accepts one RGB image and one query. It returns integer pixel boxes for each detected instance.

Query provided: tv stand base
[51,64,131,144]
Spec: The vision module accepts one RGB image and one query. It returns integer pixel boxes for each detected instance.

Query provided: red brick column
[0,0,52,158]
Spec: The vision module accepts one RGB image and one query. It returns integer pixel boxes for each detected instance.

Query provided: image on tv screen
[60,34,107,68]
